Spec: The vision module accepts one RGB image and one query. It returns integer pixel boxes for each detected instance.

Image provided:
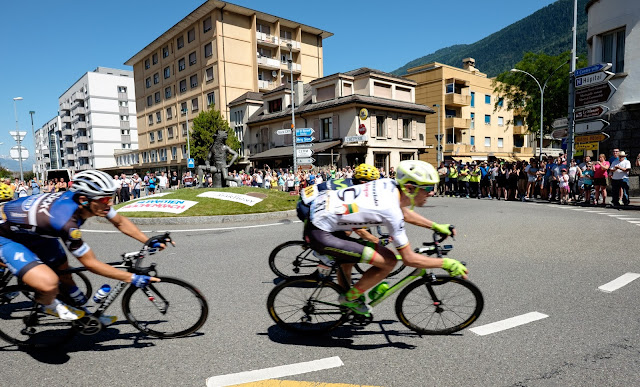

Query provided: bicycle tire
[354,261,406,278]
[57,271,93,307]
[269,240,320,279]
[122,276,208,338]
[267,277,348,334]
[395,275,483,335]
[0,285,76,349]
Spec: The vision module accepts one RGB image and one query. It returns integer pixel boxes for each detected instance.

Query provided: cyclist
[304,160,467,316]
[0,170,170,324]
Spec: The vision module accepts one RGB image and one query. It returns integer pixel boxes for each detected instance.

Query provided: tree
[189,104,241,165]
[492,51,587,135]
[0,165,11,179]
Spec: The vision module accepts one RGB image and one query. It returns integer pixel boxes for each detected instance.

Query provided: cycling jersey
[296,178,355,221]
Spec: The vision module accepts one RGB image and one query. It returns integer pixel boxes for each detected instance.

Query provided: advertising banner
[117,199,198,214]
[197,191,263,206]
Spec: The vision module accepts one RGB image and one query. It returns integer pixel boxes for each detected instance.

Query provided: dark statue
[198,130,240,188]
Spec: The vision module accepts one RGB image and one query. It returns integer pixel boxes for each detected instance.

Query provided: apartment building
[404,58,533,165]
[53,67,138,171]
[124,0,331,171]
[34,116,62,175]
[240,68,433,171]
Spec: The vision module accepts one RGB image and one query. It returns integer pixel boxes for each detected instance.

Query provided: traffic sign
[551,128,568,139]
[575,63,611,77]
[575,71,614,88]
[296,148,313,157]
[295,136,314,144]
[295,128,314,137]
[552,117,568,129]
[575,142,599,151]
[297,157,315,164]
[187,158,195,168]
[276,129,292,135]
[359,108,369,121]
[575,82,616,108]
[9,131,27,141]
[10,146,29,160]
[574,119,609,135]
[358,124,367,135]
[575,133,609,143]
[299,164,313,170]
[296,143,313,148]
[575,105,609,121]
[344,135,368,143]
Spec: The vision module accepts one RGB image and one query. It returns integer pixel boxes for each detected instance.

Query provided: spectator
[479,161,491,199]
[636,153,640,168]
[496,162,507,200]
[131,173,142,199]
[558,168,570,205]
[30,178,40,195]
[447,161,458,197]
[568,159,581,202]
[525,160,538,200]
[57,177,68,192]
[113,175,122,204]
[458,163,470,198]
[148,173,157,194]
[517,161,528,201]
[610,151,631,206]
[15,181,28,198]
[582,161,595,204]
[593,154,610,206]
[120,173,131,202]
[437,162,448,197]
[182,171,194,188]
[46,179,55,194]
[469,163,481,198]
[170,171,180,190]
[158,171,168,192]
[507,163,519,201]
[608,148,620,164]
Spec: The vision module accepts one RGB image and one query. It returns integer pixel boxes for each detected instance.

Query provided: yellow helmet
[354,163,380,181]
[0,183,13,201]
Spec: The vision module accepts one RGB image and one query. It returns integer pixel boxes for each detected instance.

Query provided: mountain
[392,0,589,77]
[0,155,35,173]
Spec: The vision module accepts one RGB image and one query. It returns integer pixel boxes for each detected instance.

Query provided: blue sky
[0,0,557,168]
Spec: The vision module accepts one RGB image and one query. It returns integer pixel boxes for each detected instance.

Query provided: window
[147,96,153,107]
[204,42,212,58]
[177,36,184,49]
[120,115,129,121]
[192,97,199,111]
[152,53,158,65]
[376,116,385,137]
[498,138,504,148]
[485,94,491,104]
[402,119,411,139]
[164,66,170,79]
[157,129,163,141]
[484,137,491,147]
[601,28,625,73]
[205,67,214,82]
[374,153,388,171]
[168,127,174,139]
[470,136,475,146]
[470,91,475,107]
[162,46,169,58]
[172,146,177,160]
[166,107,173,119]
[189,52,196,66]
[445,108,456,118]
[207,92,215,107]
[268,98,282,113]
[498,98,504,107]
[446,83,454,94]
[498,116,504,126]
[165,87,172,98]
[119,100,128,107]
[280,29,292,40]
[470,112,475,129]
[146,78,151,88]
[178,58,185,71]
[188,28,195,43]
[144,59,150,69]
[180,80,187,93]
[118,86,127,93]
[485,114,491,124]
[148,114,153,125]
[182,123,188,136]
[320,117,332,140]
[149,132,155,143]
[181,102,187,114]
[156,111,161,123]
[154,92,161,103]
[203,17,212,33]
[190,74,198,88]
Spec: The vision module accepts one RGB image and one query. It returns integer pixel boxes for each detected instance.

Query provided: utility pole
[12,97,25,181]
[433,104,441,165]
[29,111,37,181]
[288,43,296,173]
[567,0,578,163]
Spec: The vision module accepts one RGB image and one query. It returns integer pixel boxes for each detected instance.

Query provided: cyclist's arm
[396,243,467,279]
[401,207,457,237]
[76,249,149,282]
[107,211,151,245]
[353,228,379,244]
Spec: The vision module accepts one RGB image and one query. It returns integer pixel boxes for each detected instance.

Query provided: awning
[453,157,473,164]
[249,140,341,160]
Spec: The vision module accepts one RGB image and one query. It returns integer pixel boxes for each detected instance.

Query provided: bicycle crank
[348,313,373,326]
[73,315,103,336]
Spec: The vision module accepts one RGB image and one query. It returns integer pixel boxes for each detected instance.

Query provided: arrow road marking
[469,312,548,336]
[598,273,640,293]
[206,356,344,387]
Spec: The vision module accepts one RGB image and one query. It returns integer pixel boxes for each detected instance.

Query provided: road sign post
[574,82,617,108]
[276,129,292,135]
[574,119,609,135]
[296,148,313,158]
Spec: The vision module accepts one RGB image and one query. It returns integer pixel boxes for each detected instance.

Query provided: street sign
[575,142,599,151]
[358,124,367,135]
[575,133,609,143]
[359,108,369,121]
[551,128,568,139]
[276,129,292,135]
[574,63,612,77]
[295,128,314,137]
[344,135,368,143]
[9,131,27,141]
[187,158,195,168]
[574,119,609,135]
[575,105,609,121]
[552,117,568,129]
[299,164,313,170]
[10,146,29,160]
[297,157,315,164]
[296,148,313,157]
[575,82,616,108]
[296,143,313,148]
[575,71,614,88]
[295,136,314,144]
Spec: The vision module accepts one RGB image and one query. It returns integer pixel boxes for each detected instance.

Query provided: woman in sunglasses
[0,170,168,324]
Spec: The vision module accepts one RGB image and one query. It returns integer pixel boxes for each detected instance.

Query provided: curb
[91,209,298,225]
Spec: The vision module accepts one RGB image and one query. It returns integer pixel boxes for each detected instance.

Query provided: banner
[117,199,198,214]
[197,191,263,206]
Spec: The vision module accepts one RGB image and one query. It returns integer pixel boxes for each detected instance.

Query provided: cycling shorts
[0,235,68,279]
[304,222,375,264]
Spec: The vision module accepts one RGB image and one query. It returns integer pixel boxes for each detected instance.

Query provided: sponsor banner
[197,191,263,206]
[117,199,198,214]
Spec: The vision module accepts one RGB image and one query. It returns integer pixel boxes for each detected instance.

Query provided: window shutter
[412,119,417,140]
[370,116,376,138]
[332,114,340,139]
[387,115,393,139]
[313,118,320,140]
[397,117,403,138]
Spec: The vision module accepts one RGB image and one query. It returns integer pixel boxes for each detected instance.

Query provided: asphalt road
[2,197,639,387]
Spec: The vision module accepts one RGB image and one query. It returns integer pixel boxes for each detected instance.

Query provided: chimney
[293,81,304,108]
[462,58,476,72]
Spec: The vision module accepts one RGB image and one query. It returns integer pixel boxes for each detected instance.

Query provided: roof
[312,67,416,86]
[249,140,341,160]
[228,91,263,107]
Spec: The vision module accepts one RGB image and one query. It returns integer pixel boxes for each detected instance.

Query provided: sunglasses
[93,196,114,205]
[413,185,435,193]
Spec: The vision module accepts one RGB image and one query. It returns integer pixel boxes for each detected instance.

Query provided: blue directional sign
[575,63,612,77]
[295,128,314,137]
[187,158,195,168]
[295,136,314,144]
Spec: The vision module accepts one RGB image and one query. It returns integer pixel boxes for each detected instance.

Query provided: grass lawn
[114,187,298,217]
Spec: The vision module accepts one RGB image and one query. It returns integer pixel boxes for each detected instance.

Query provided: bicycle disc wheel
[267,278,348,334]
[122,276,208,338]
[354,261,406,277]
[395,276,483,335]
[269,240,320,279]
[0,285,76,349]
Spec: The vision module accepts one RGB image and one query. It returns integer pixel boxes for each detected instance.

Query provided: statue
[198,130,241,188]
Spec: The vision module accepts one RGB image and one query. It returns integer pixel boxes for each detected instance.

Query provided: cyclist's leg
[28,238,74,289]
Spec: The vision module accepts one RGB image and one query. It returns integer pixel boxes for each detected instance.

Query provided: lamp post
[12,97,25,181]
[287,43,297,172]
[433,104,441,165]
[29,110,37,181]
[511,60,569,162]
[182,107,191,170]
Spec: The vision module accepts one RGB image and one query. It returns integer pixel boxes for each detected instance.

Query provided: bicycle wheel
[395,275,483,335]
[267,277,348,334]
[0,285,76,349]
[122,276,208,338]
[269,240,320,279]
[354,260,406,277]
[57,271,93,307]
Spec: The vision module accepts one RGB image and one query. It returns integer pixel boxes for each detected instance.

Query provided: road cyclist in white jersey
[304,160,467,316]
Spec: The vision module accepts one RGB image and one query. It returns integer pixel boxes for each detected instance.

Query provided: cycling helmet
[395,160,439,209]
[70,170,117,198]
[354,163,380,182]
[0,183,13,201]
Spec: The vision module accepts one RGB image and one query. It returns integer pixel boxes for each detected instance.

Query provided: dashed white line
[598,273,640,293]
[205,356,344,387]
[469,312,548,336]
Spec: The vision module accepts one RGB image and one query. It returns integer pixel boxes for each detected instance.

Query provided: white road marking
[598,273,640,293]
[626,221,640,224]
[82,221,301,234]
[569,208,589,211]
[205,356,344,387]
[469,312,548,336]
[584,210,603,213]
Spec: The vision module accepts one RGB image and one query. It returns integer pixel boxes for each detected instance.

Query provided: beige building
[240,68,434,171]
[123,0,331,171]
[404,58,533,165]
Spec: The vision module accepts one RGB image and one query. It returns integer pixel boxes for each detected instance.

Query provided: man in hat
[609,151,631,206]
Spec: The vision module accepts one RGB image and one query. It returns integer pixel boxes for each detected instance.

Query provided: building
[586,0,639,158]
[403,58,534,165]
[124,0,332,172]
[34,116,61,176]
[53,67,138,172]
[239,68,433,171]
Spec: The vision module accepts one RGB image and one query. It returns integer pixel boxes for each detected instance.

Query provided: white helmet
[70,170,117,198]
[395,160,439,209]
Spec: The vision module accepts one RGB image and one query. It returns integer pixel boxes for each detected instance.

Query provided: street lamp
[12,97,25,181]
[433,104,441,165]
[29,110,37,181]
[510,60,569,162]
[182,107,191,170]
[287,42,297,172]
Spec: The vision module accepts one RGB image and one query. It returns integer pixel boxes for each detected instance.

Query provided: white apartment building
[53,67,137,171]
[34,116,62,176]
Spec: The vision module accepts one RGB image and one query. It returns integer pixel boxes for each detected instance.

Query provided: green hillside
[392,0,589,77]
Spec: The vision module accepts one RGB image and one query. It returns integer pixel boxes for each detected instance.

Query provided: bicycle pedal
[348,313,373,326]
[73,315,103,336]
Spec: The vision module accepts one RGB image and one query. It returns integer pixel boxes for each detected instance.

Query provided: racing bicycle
[0,233,209,349]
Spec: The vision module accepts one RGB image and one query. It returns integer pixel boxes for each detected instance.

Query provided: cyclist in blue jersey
[0,170,170,322]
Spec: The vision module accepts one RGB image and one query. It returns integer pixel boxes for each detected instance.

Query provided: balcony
[42,156,50,163]
[280,39,300,51]
[75,121,87,129]
[120,121,130,130]
[76,136,89,144]
[118,92,128,100]
[257,55,281,69]
[256,32,279,46]
[78,164,92,171]
[444,143,473,154]
[513,125,528,135]
[60,102,71,111]
[61,115,72,123]
[78,150,90,157]
[445,117,471,129]
[72,106,86,115]
[513,146,533,154]
[258,79,277,91]
[445,93,471,107]
[281,62,301,72]
[62,128,73,136]
[63,141,74,148]
[72,92,84,101]
[121,135,131,143]
[119,106,129,115]
[66,154,76,161]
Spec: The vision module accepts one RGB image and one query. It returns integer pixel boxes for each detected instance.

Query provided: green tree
[492,51,587,135]
[0,165,11,179]
[190,104,241,165]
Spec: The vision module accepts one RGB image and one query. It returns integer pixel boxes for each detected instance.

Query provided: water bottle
[368,282,389,302]
[93,284,111,304]
[68,285,88,306]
